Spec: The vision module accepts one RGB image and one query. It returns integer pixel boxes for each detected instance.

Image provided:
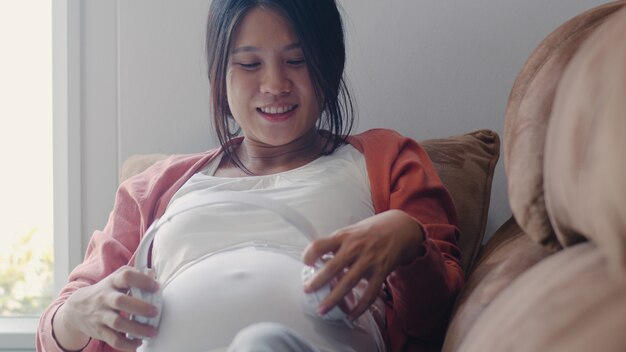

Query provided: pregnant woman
[37,0,463,351]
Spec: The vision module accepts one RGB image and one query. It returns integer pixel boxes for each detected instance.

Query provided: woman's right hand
[52,266,160,351]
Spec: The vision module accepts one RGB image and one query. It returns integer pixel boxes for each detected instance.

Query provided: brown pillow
[442,217,549,351]
[545,6,626,276]
[457,242,626,352]
[421,130,500,273]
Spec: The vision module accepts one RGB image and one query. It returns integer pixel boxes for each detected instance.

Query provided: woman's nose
[260,66,291,96]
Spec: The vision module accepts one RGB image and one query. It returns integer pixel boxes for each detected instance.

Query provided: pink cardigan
[37,129,463,352]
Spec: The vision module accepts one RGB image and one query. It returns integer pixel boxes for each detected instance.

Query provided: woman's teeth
[258,105,296,114]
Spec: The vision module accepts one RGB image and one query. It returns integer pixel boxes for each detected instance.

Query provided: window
[0,1,82,350]
[0,1,54,319]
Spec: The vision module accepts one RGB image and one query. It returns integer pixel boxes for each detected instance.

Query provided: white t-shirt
[143,145,385,352]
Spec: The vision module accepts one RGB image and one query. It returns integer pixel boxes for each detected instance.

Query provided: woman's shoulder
[347,128,419,154]
[125,149,219,179]
[119,148,222,194]
[351,128,404,140]
[114,148,224,219]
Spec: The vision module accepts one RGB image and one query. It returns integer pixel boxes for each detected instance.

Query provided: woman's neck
[231,130,327,175]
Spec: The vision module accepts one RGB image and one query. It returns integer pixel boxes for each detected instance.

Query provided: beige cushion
[457,242,626,352]
[545,6,626,276]
[421,130,500,273]
[442,217,549,351]
[119,153,169,183]
[503,1,625,251]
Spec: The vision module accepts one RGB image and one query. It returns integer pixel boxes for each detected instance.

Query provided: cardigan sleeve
[36,177,150,352]
[349,129,464,351]
[384,133,464,348]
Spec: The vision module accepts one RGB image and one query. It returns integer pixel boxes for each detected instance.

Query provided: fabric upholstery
[421,130,500,273]
[544,6,626,276]
[441,217,549,352]
[456,242,626,352]
[502,1,625,251]
[119,153,169,183]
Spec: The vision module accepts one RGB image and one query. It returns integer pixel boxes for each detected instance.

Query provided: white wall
[79,0,608,252]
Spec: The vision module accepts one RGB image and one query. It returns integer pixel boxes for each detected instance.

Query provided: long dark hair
[205,0,355,172]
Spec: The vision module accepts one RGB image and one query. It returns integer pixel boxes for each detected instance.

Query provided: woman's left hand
[301,209,425,320]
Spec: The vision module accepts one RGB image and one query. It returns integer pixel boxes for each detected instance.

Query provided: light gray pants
[226,322,321,352]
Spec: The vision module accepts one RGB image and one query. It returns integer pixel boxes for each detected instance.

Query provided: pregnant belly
[139,246,382,352]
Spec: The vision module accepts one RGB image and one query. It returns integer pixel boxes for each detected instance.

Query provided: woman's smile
[256,104,299,122]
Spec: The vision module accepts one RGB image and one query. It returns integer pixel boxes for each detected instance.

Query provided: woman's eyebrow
[231,43,301,54]
[283,43,301,51]
[231,46,258,54]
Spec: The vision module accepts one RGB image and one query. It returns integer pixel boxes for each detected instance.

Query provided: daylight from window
[0,1,54,316]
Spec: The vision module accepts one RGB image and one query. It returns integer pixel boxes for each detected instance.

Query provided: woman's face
[226,7,321,147]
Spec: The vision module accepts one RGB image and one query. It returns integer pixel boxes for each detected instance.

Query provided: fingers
[315,255,385,319]
[302,222,392,320]
[302,234,344,266]
[303,247,355,294]
[302,232,350,294]
[104,267,160,341]
[102,310,158,342]
[108,292,160,319]
[346,275,386,320]
[58,267,160,349]
[316,264,362,315]
[111,266,160,293]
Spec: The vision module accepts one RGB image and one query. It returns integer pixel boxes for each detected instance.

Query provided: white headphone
[128,191,354,339]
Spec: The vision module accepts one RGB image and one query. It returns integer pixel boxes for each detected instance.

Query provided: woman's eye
[287,58,306,67]
[238,62,260,70]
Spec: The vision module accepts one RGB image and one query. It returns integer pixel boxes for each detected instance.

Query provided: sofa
[441,2,626,351]
[120,1,626,350]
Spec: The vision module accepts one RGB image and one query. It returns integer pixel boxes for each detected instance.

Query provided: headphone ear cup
[146,289,163,327]
[301,264,349,322]
[130,220,163,335]
[128,283,163,337]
